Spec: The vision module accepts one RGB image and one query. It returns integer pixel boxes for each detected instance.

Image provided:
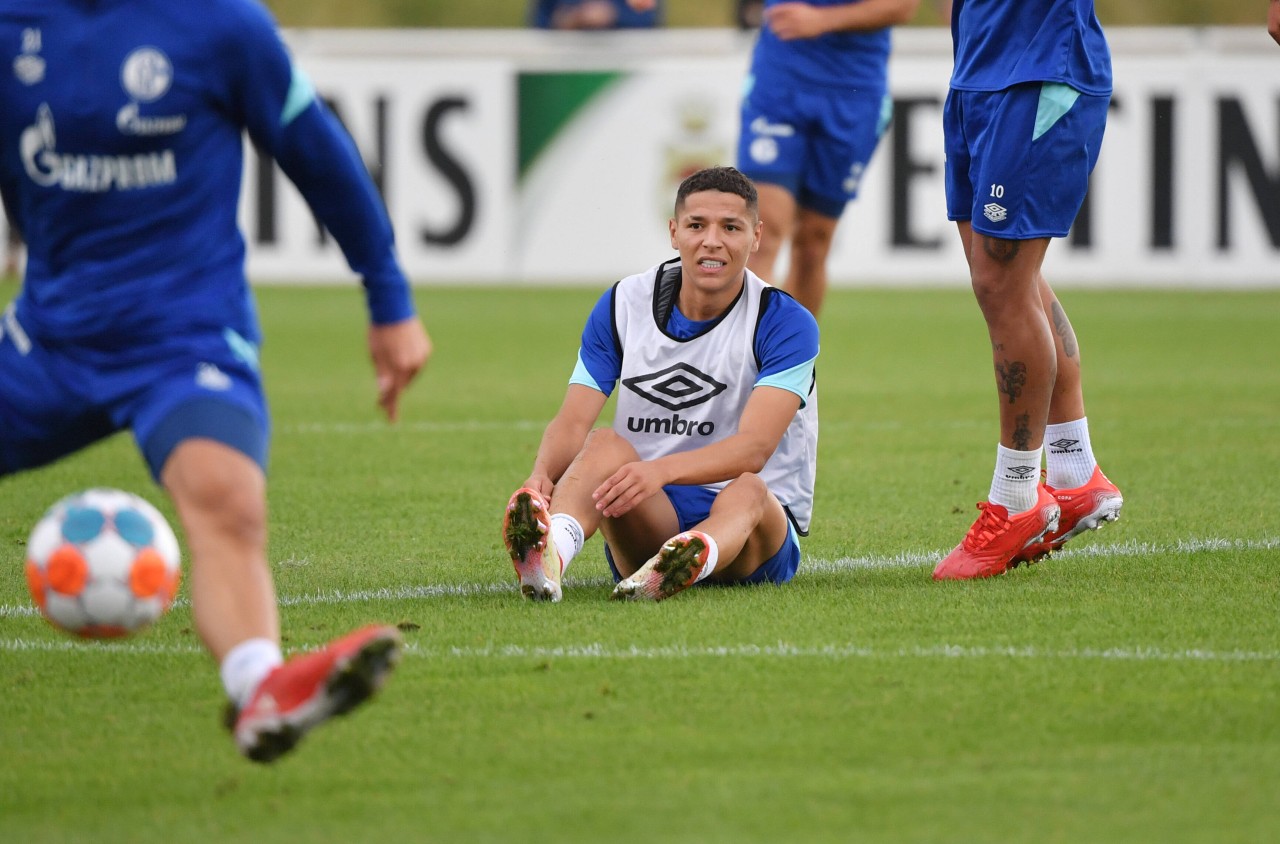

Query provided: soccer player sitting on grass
[502,166,819,602]
[0,1,431,761]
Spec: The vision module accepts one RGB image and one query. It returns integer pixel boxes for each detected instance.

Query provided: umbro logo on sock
[1005,465,1039,480]
[1048,438,1082,453]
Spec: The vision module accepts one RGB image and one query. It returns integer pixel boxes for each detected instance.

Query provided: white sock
[689,531,719,583]
[989,444,1042,514]
[220,638,283,708]
[549,513,584,575]
[1044,417,1098,489]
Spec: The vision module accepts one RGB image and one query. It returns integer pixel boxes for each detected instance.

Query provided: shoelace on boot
[961,502,1011,552]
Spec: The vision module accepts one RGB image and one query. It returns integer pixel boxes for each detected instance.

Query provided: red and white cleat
[502,487,562,602]
[611,531,712,601]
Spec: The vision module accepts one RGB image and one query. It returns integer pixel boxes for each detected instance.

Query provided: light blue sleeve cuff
[568,351,607,394]
[757,358,816,407]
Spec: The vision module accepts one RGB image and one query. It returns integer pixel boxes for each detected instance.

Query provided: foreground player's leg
[164,439,400,762]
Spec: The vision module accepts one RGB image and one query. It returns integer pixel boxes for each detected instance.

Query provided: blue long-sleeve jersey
[0,0,415,349]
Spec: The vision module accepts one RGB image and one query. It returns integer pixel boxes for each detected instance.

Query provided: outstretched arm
[593,385,800,518]
[225,6,430,421]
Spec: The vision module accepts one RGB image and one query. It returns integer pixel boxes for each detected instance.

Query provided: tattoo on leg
[1050,300,1079,358]
[1012,412,1033,451]
[995,359,1028,404]
[982,236,1021,264]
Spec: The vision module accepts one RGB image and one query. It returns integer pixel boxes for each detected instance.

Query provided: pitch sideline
[5,534,1277,621]
[3,535,1278,663]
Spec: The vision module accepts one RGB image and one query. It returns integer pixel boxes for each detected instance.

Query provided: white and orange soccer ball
[25,488,182,639]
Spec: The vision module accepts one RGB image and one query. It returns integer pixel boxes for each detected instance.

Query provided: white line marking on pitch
[3,535,1276,622]
[2,637,1276,664]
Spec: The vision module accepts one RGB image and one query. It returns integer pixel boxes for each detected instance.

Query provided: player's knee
[580,427,638,464]
[724,472,770,512]
[970,267,1035,319]
[163,442,267,546]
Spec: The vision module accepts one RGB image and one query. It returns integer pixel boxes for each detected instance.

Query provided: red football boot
[933,487,1061,580]
[229,624,402,763]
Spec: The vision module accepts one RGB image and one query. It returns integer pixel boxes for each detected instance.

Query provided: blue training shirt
[0,0,415,348]
[571,279,819,406]
[749,0,892,92]
[949,0,1112,96]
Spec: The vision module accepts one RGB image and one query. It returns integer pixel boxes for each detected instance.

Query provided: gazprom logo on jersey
[623,363,725,437]
[21,104,177,192]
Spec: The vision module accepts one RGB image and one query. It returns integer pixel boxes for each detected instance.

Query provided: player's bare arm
[527,384,610,498]
[593,385,801,518]
[1270,0,1280,45]
[766,0,920,41]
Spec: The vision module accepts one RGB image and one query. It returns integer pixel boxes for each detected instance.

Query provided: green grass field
[1,284,1277,843]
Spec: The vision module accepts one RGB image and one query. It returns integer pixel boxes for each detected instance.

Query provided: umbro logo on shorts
[983,203,1008,223]
[196,363,232,391]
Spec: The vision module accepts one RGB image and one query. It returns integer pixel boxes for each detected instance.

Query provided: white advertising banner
[260,28,1279,287]
[240,53,515,282]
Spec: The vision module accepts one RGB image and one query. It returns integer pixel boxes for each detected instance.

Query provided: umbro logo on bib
[623,363,726,412]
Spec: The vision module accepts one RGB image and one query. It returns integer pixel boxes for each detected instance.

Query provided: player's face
[669,190,762,296]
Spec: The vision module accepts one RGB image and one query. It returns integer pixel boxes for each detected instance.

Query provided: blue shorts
[737,78,892,219]
[605,483,801,586]
[944,82,1109,239]
[0,307,269,481]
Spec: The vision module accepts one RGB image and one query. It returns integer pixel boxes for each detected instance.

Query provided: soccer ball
[24,488,182,639]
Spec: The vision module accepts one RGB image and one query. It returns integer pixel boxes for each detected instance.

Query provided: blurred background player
[633,0,920,318]
[0,0,431,760]
[531,0,662,29]
[932,0,1123,581]
[501,166,818,603]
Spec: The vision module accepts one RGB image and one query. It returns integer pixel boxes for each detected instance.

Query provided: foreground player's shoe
[227,624,402,763]
[932,487,1061,581]
[1013,466,1124,564]
[611,531,711,601]
[503,487,562,602]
